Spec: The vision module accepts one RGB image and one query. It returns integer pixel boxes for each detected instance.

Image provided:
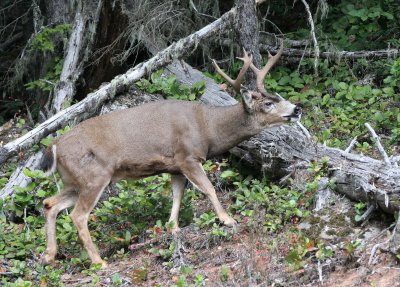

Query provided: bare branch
[296,121,311,139]
[345,136,358,153]
[300,0,319,76]
[365,123,391,166]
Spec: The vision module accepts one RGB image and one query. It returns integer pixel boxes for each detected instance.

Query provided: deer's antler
[212,48,253,93]
[250,41,284,95]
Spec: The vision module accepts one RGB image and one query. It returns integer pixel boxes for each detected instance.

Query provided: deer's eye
[264,102,274,108]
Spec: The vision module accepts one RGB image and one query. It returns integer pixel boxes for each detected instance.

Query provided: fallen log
[220,39,399,60]
[165,59,400,218]
[231,126,400,214]
[0,7,236,168]
[165,60,400,215]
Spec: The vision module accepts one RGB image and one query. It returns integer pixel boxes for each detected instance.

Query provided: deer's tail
[40,145,57,175]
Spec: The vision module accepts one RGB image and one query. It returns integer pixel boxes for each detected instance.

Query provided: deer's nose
[294,105,302,116]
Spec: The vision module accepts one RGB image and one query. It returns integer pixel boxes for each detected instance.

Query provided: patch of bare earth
[59,187,400,287]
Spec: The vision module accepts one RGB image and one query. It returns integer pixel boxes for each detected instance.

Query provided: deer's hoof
[222,216,237,227]
[97,260,108,269]
[169,226,181,235]
[40,253,55,266]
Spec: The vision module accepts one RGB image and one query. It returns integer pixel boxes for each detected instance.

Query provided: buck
[39,44,301,267]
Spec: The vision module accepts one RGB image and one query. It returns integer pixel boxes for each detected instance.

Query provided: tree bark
[50,3,86,114]
[230,126,400,214]
[221,39,399,60]
[164,60,237,107]
[259,44,399,60]
[235,0,262,90]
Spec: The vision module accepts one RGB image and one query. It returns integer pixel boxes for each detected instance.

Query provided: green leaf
[125,230,131,242]
[278,75,291,85]
[338,82,348,90]
[36,189,47,197]
[40,137,53,147]
[220,170,239,179]
[355,214,362,222]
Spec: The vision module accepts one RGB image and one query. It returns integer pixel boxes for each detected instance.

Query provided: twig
[128,237,159,251]
[368,238,390,265]
[39,79,56,86]
[24,207,30,239]
[296,42,308,73]
[357,204,375,224]
[300,0,319,76]
[365,123,391,165]
[345,136,358,153]
[296,121,311,139]
[189,0,217,20]
[317,260,323,285]
[369,219,399,265]
[389,213,400,254]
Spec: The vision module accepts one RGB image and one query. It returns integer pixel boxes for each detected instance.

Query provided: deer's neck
[205,104,258,156]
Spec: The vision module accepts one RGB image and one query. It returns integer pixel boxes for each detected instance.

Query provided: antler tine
[212,48,253,93]
[250,40,284,95]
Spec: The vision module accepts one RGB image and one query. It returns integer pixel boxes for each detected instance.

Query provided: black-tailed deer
[39,44,301,267]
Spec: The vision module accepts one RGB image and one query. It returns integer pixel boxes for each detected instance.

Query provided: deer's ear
[241,88,255,113]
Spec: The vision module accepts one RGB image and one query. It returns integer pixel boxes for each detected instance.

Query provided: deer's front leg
[168,174,187,233]
[181,159,236,226]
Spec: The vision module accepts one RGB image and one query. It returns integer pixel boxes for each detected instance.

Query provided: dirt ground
[58,192,400,287]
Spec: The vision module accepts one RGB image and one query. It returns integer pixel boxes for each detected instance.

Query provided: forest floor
[59,191,399,287]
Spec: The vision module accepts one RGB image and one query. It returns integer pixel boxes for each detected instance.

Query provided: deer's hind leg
[168,174,187,233]
[181,159,236,226]
[69,175,110,268]
[41,185,78,265]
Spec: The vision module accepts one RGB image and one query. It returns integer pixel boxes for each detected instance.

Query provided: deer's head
[212,43,301,128]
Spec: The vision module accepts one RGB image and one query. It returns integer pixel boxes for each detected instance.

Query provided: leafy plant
[316,243,334,260]
[354,202,367,222]
[320,1,397,50]
[136,70,206,101]
[219,265,229,282]
[31,24,72,52]
[230,176,310,232]
[194,211,217,228]
[24,57,63,92]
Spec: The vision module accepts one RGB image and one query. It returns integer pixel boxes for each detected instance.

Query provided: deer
[39,43,301,268]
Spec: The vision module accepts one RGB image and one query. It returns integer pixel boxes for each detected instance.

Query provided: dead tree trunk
[235,0,262,90]
[1,1,105,198]
[50,2,87,114]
